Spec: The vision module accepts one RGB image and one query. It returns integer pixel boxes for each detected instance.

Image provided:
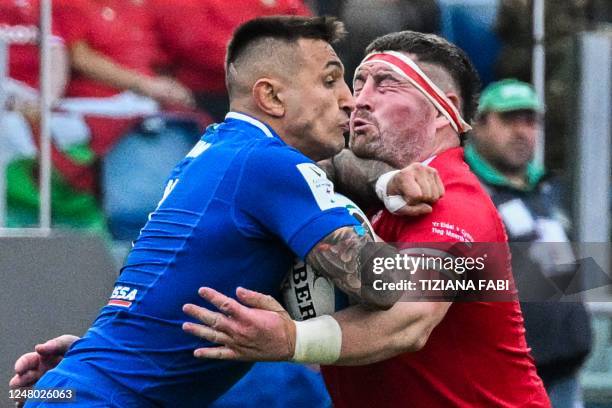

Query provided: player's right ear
[252,78,285,118]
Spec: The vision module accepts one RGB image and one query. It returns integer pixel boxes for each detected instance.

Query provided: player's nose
[339,81,356,114]
[355,77,375,111]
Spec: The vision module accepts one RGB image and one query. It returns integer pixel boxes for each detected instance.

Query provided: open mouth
[352,118,373,133]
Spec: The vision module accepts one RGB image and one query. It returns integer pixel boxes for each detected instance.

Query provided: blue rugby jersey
[34,112,358,407]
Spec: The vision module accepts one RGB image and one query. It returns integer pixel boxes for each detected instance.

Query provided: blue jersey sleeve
[235,142,358,260]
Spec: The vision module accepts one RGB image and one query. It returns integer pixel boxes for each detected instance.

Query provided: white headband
[354,51,472,134]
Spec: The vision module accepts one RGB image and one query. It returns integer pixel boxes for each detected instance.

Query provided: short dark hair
[365,31,481,125]
[226,16,346,68]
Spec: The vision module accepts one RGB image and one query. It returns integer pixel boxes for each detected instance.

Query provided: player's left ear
[253,78,286,118]
[434,93,461,130]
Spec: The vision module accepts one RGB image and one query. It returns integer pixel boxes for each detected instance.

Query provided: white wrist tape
[291,315,342,364]
[375,170,408,213]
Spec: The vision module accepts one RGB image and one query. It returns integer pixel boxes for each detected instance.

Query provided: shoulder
[243,137,314,173]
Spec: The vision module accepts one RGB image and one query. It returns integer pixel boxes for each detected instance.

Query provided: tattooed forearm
[306,226,403,309]
[331,149,396,210]
[307,226,372,294]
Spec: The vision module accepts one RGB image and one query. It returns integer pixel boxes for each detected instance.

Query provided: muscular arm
[306,226,403,309]
[332,301,451,365]
[320,150,444,216]
[182,286,451,364]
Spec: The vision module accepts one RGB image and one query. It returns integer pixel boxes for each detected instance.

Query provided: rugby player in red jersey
[181,31,551,407]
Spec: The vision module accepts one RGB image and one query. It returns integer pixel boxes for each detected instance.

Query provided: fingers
[35,334,78,356]
[193,346,238,360]
[14,352,40,375]
[425,168,444,200]
[412,166,443,203]
[182,322,232,345]
[183,287,251,337]
[394,203,433,217]
[198,287,245,318]
[396,173,423,204]
[394,164,443,207]
[9,371,39,388]
[182,303,235,333]
[413,170,434,202]
[236,287,284,312]
[8,374,20,388]
[433,170,445,197]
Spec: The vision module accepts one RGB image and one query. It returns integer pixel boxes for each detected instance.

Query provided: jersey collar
[225,112,278,139]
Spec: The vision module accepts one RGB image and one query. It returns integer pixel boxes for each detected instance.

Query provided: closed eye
[375,73,397,86]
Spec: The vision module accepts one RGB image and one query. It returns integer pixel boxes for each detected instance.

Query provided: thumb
[236,287,284,312]
[394,203,432,217]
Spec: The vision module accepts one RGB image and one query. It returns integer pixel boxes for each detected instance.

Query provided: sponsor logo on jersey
[107,285,138,308]
[296,163,343,211]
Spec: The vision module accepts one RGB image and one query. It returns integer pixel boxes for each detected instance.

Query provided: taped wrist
[291,315,342,364]
[375,170,408,213]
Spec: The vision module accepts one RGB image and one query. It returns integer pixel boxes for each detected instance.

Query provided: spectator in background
[52,0,211,239]
[0,0,68,107]
[494,0,596,172]
[466,79,592,408]
[338,0,440,82]
[1,0,208,235]
[57,0,194,109]
[151,0,311,121]
[0,0,108,233]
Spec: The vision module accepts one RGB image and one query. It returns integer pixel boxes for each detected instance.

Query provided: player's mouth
[352,118,373,133]
[339,121,350,132]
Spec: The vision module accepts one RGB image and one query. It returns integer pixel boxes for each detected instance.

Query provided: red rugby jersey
[322,147,550,407]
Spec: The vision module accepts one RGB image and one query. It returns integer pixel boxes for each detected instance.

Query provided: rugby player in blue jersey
[11,16,443,407]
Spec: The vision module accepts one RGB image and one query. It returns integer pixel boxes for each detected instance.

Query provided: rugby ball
[281,194,375,321]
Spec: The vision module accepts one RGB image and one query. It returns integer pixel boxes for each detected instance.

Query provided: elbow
[391,327,433,354]
[406,332,431,352]
[70,51,87,74]
[391,305,446,353]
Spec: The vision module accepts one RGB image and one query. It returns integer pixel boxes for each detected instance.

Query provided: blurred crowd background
[1,1,611,407]
[1,0,611,240]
